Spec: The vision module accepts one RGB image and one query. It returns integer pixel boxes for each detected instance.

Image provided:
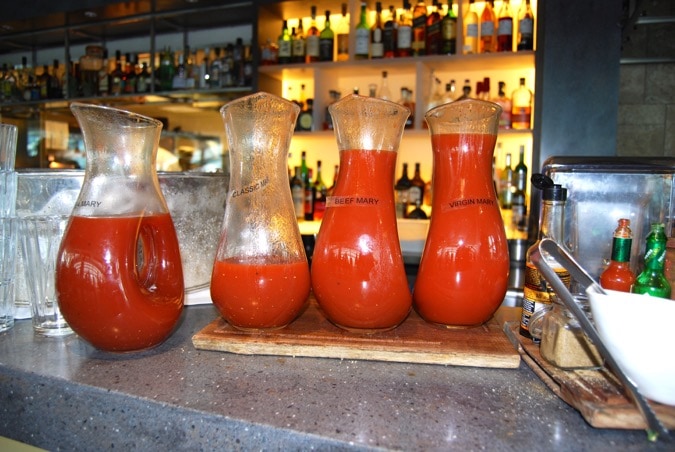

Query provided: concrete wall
[617,0,675,157]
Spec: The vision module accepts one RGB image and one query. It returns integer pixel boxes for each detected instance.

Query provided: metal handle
[531,238,670,442]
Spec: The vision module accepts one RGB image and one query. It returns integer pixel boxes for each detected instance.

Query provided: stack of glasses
[0,124,18,332]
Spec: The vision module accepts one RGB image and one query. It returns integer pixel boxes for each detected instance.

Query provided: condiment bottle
[632,223,671,299]
[599,218,636,292]
[519,175,571,340]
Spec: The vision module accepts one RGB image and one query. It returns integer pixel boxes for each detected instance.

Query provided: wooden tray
[192,297,521,368]
[504,321,675,430]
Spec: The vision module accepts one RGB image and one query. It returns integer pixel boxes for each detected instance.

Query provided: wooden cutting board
[192,297,521,368]
[504,322,675,429]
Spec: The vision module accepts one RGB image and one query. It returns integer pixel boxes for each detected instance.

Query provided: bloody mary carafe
[210,92,310,330]
[414,99,509,327]
[311,94,412,332]
[56,103,184,352]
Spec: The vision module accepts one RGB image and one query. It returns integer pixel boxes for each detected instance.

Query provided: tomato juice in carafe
[57,214,184,351]
[311,94,412,332]
[414,100,509,327]
[56,103,184,352]
[210,92,310,330]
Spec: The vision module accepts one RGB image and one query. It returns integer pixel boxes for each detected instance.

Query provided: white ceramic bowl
[587,287,675,406]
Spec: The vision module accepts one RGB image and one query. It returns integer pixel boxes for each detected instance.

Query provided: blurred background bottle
[497,0,514,51]
[395,162,412,218]
[319,10,335,62]
[336,3,350,61]
[511,77,532,129]
[479,0,497,53]
[517,0,535,51]
[306,6,321,63]
[462,0,479,54]
[441,0,457,55]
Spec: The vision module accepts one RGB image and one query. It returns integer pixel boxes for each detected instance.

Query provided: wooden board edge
[191,335,521,368]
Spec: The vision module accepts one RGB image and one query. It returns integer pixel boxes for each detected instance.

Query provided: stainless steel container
[542,157,675,280]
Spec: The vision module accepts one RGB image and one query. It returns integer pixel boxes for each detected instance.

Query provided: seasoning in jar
[530,294,603,370]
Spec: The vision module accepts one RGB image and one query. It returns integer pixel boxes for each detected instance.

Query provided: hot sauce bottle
[599,218,636,292]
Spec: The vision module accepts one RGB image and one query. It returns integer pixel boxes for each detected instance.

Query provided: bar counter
[0,305,668,450]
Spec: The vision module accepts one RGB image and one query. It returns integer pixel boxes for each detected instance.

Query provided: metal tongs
[530,238,671,442]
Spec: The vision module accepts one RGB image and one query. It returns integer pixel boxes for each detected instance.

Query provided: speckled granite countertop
[0,305,667,450]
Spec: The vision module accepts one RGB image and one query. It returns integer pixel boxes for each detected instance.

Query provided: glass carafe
[56,103,184,352]
[311,94,412,332]
[211,92,310,330]
[414,99,509,327]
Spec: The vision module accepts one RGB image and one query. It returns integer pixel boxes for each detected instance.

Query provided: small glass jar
[529,294,603,370]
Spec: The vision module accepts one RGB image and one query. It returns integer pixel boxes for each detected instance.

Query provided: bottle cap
[531,173,567,201]
[542,184,567,201]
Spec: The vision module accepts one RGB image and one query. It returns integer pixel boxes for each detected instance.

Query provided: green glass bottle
[632,223,671,298]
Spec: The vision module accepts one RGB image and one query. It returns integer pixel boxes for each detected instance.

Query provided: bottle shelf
[259,51,535,79]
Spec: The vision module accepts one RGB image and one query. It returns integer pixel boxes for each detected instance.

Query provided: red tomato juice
[56,214,184,352]
[311,149,412,331]
[210,259,310,330]
[413,133,509,326]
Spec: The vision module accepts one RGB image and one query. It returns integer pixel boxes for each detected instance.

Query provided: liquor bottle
[121,53,133,94]
[137,62,151,93]
[355,2,370,59]
[479,0,497,53]
[291,166,305,220]
[278,20,292,64]
[493,81,512,129]
[407,198,428,219]
[441,0,458,55]
[512,145,528,232]
[383,5,398,58]
[409,162,425,208]
[292,19,306,63]
[327,164,339,197]
[497,0,513,52]
[520,179,570,339]
[110,50,125,95]
[398,87,415,128]
[600,219,636,292]
[500,152,513,209]
[411,1,427,56]
[97,49,110,95]
[172,53,187,89]
[319,10,335,62]
[442,79,456,103]
[379,70,392,100]
[455,78,471,100]
[517,0,535,51]
[304,168,315,221]
[306,6,321,63]
[397,1,413,57]
[370,2,385,59]
[336,3,350,61]
[49,59,62,99]
[462,0,479,54]
[632,223,671,298]
[511,77,533,129]
[38,64,50,99]
[426,0,443,55]
[395,162,412,218]
[313,160,329,221]
[298,98,314,131]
